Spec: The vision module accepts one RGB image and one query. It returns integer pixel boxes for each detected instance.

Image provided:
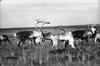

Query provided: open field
[0,25,100,66]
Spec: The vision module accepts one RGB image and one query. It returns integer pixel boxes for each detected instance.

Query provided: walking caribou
[14,19,50,47]
[45,24,97,49]
[0,34,12,46]
[29,19,50,44]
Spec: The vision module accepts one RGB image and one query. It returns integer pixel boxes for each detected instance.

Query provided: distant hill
[0,24,100,33]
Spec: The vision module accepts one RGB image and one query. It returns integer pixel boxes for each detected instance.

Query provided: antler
[40,21,50,30]
[34,19,45,30]
[39,20,50,42]
[34,18,50,32]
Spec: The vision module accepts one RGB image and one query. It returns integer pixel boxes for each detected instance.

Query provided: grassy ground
[0,26,100,66]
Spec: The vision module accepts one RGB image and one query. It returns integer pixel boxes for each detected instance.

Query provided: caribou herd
[0,19,100,50]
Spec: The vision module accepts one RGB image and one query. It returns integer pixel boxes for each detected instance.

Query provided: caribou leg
[28,38,34,48]
[52,40,58,49]
[29,39,33,46]
[69,41,76,49]
[18,40,22,48]
[95,37,97,43]
[64,40,69,49]
[32,37,37,45]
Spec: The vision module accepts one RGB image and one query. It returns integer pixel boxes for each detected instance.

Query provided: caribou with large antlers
[13,19,50,48]
[29,19,50,44]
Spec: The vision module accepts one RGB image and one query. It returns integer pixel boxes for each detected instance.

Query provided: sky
[0,0,100,28]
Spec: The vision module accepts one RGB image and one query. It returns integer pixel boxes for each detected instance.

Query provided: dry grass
[0,27,100,66]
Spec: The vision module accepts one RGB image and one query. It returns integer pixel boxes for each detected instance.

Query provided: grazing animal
[69,25,97,48]
[29,31,51,44]
[0,34,12,46]
[70,25,97,47]
[46,34,59,49]
[47,24,97,49]
[71,30,89,42]
[45,32,75,49]
[29,19,50,44]
[14,19,50,47]
[14,31,34,47]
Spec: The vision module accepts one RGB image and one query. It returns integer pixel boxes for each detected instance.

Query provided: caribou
[45,31,74,49]
[45,24,97,49]
[63,24,97,48]
[0,34,12,46]
[14,19,50,47]
[13,31,34,47]
[29,19,50,44]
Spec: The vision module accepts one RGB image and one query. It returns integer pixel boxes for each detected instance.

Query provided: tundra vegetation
[0,25,100,66]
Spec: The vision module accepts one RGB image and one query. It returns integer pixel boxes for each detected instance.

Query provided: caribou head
[90,24,97,34]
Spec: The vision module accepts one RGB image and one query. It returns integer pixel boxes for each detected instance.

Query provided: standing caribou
[14,31,34,47]
[29,19,50,44]
[45,24,97,49]
[14,19,50,48]
[62,24,97,48]
[0,34,12,46]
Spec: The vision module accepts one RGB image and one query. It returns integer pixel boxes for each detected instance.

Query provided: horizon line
[0,24,100,29]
